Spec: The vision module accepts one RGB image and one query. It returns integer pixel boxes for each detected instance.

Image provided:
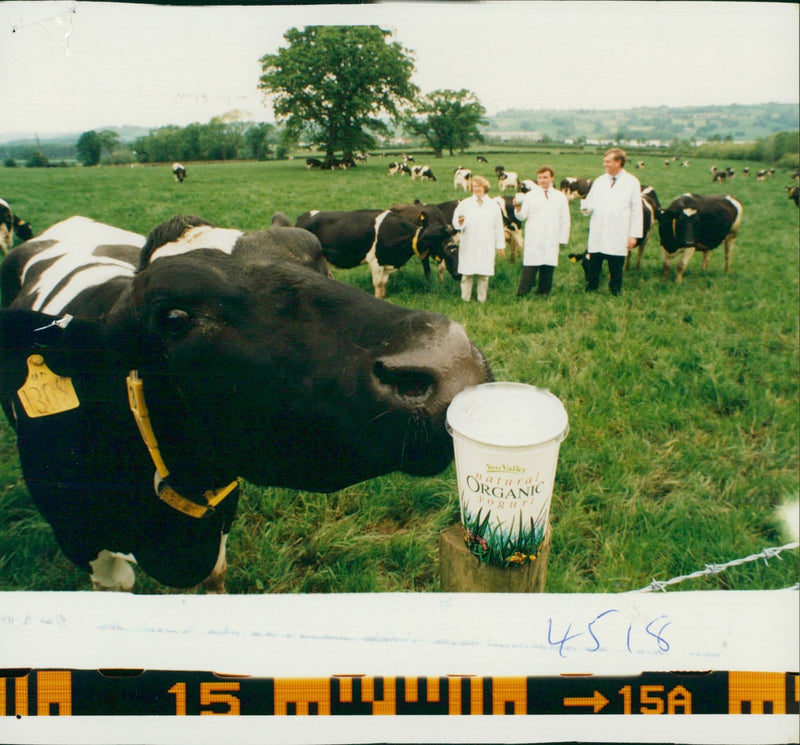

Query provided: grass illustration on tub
[461,505,549,567]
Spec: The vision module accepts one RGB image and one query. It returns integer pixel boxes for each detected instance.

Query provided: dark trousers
[585,252,626,295]
[517,265,555,296]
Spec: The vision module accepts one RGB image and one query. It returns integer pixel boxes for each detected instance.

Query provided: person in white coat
[580,148,643,296]
[452,175,506,302]
[513,166,570,296]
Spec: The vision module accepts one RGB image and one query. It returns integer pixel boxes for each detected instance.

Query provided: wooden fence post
[438,523,552,593]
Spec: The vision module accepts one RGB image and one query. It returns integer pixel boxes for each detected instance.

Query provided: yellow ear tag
[17,354,80,418]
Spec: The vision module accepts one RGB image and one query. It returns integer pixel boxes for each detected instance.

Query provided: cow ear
[0,309,114,381]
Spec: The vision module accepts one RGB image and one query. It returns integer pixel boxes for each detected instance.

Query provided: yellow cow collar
[126,370,239,519]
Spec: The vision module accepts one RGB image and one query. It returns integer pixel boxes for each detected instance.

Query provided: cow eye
[159,308,192,336]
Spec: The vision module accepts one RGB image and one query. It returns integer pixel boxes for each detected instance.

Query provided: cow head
[100,216,489,493]
[657,197,699,254]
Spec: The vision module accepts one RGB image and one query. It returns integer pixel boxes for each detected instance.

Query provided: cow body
[495,167,519,192]
[625,186,661,270]
[560,177,593,201]
[0,215,490,590]
[295,209,451,298]
[172,163,186,182]
[657,194,743,282]
[410,165,436,181]
[388,162,411,176]
[0,198,33,254]
[453,167,472,191]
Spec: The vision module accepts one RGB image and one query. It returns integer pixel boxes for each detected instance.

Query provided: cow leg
[366,249,391,299]
[634,245,644,270]
[201,534,228,594]
[661,248,674,279]
[675,247,695,283]
[701,250,710,271]
[723,235,735,272]
[89,550,136,592]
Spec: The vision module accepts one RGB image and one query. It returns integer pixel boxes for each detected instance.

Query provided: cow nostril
[373,360,435,403]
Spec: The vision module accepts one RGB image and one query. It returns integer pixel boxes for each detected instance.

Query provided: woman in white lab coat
[452,175,506,302]
[514,166,571,296]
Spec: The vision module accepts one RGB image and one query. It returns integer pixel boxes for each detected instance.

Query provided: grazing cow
[726,167,735,179]
[476,155,488,163]
[787,185,799,207]
[172,163,186,183]
[453,167,472,191]
[625,186,662,271]
[682,161,690,168]
[0,198,33,255]
[495,166,519,192]
[295,209,452,298]
[712,169,728,183]
[756,169,768,181]
[305,158,323,169]
[388,162,411,176]
[657,193,743,282]
[559,177,593,201]
[410,165,437,181]
[636,161,645,169]
[664,160,670,167]
[0,215,490,591]
[742,167,750,176]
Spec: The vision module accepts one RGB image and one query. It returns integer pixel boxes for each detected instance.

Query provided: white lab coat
[580,170,643,257]
[452,195,506,276]
[514,185,570,266]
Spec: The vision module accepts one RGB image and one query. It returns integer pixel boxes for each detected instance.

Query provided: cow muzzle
[370,321,489,417]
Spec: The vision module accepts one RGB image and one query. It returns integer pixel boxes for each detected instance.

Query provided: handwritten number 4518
[547,611,671,658]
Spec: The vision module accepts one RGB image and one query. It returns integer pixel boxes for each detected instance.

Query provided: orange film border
[1,670,797,717]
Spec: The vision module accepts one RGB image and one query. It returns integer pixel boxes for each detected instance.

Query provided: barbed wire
[629,541,800,593]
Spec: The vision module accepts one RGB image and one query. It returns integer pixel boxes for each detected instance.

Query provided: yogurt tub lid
[446,382,569,448]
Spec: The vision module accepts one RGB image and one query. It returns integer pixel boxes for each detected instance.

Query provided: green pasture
[0,151,798,593]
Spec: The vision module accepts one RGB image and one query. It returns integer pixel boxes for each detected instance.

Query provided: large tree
[258,26,417,165]
[404,89,487,157]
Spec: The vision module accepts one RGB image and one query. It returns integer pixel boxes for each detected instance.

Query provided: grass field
[0,149,798,594]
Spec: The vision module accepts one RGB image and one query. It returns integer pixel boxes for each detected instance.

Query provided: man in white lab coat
[513,166,571,296]
[452,175,506,302]
[580,148,643,296]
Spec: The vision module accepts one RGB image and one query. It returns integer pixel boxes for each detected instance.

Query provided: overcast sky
[1,1,798,138]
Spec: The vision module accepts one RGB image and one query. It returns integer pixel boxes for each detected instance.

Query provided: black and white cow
[494,195,523,263]
[388,162,411,176]
[410,165,437,182]
[172,163,186,183]
[0,198,33,255]
[305,158,323,169]
[453,167,472,191]
[787,185,799,207]
[625,186,662,271]
[0,215,490,591]
[495,166,519,192]
[657,194,743,282]
[295,209,453,298]
[559,177,593,201]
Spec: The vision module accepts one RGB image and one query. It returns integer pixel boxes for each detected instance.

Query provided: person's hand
[498,249,506,259]
[457,216,465,228]
[627,237,637,250]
